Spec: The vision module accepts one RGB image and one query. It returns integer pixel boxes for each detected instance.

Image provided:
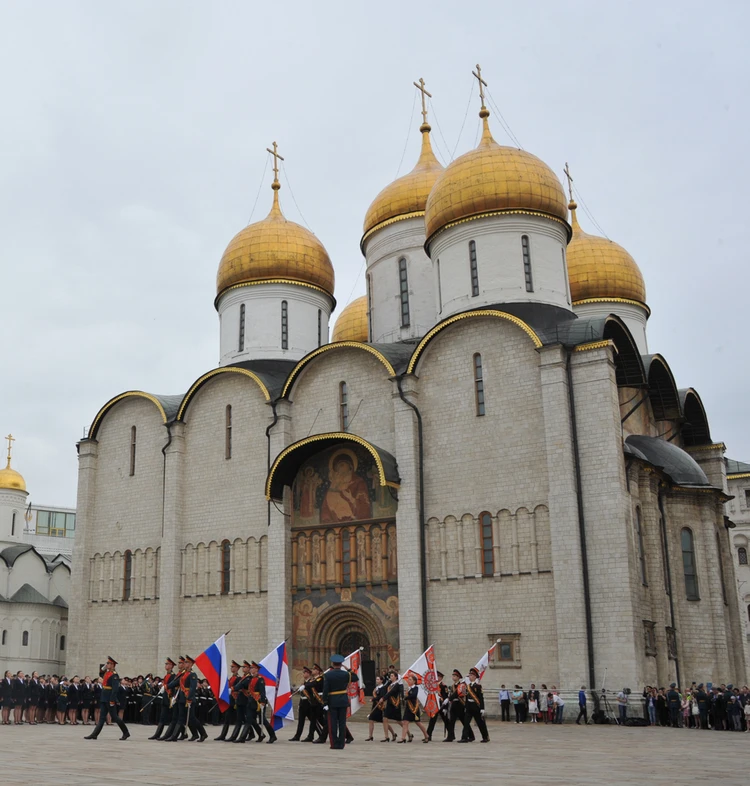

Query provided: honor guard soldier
[322,653,358,750]
[149,658,176,740]
[233,661,261,743]
[171,655,207,742]
[426,671,450,741]
[162,657,187,741]
[84,657,130,741]
[216,660,240,740]
[458,668,489,743]
[309,664,328,743]
[446,669,472,742]
[249,660,277,744]
[289,666,315,741]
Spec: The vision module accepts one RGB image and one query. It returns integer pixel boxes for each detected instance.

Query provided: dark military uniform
[249,670,277,743]
[446,672,472,742]
[426,679,450,740]
[149,664,175,740]
[290,668,316,741]
[309,669,327,742]
[216,664,240,740]
[667,685,681,728]
[168,663,207,742]
[459,675,489,743]
[322,657,358,750]
[84,661,130,740]
[232,667,261,743]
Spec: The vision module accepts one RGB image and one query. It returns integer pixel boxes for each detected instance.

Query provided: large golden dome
[332,295,368,342]
[216,183,335,302]
[567,201,646,305]
[363,123,444,240]
[425,112,568,242]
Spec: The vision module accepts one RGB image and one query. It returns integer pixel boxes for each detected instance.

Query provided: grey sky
[1,0,748,507]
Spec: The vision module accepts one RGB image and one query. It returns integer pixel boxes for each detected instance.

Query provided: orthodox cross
[563,162,574,202]
[5,434,14,465]
[266,141,284,183]
[413,77,432,125]
[472,64,488,110]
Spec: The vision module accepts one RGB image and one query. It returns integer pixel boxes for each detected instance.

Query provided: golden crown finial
[266,141,285,192]
[5,433,15,469]
[413,77,432,130]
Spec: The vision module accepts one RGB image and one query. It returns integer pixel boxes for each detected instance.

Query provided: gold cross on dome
[472,64,488,110]
[5,433,15,465]
[564,161,574,202]
[266,141,285,183]
[413,77,432,125]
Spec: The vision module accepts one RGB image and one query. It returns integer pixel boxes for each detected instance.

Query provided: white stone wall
[0,603,67,675]
[727,476,750,638]
[0,489,28,544]
[573,300,649,354]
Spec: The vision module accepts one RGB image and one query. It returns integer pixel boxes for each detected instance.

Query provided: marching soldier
[84,657,130,741]
[215,660,240,740]
[426,671,450,741]
[309,663,327,743]
[289,666,315,741]
[458,667,489,743]
[446,669,472,742]
[149,657,176,740]
[250,660,277,744]
[233,661,261,743]
[321,653,358,749]
[140,675,153,725]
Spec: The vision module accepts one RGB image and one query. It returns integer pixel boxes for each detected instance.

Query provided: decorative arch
[643,354,681,422]
[282,343,396,399]
[603,316,647,387]
[309,602,390,667]
[89,391,168,440]
[679,388,712,447]
[407,309,542,375]
[177,366,270,420]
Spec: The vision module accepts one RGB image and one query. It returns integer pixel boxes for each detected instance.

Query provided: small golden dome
[567,201,647,304]
[216,185,335,302]
[363,123,444,239]
[0,459,26,492]
[332,295,368,342]
[425,114,568,242]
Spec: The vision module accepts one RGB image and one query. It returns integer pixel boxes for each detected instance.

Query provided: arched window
[221,540,231,595]
[129,426,137,476]
[635,508,647,586]
[339,382,349,432]
[22,631,28,647]
[281,300,288,350]
[473,353,485,416]
[225,405,232,460]
[681,528,699,600]
[469,241,479,297]
[1,630,6,645]
[398,258,410,327]
[716,530,727,605]
[522,235,533,292]
[123,550,132,601]
[60,635,66,651]
[317,309,322,347]
[739,546,748,565]
[479,512,494,576]
[238,303,246,351]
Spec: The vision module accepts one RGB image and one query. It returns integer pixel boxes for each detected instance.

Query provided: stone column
[158,422,185,661]
[67,438,98,675]
[538,345,588,688]
[392,375,423,670]
[267,400,293,649]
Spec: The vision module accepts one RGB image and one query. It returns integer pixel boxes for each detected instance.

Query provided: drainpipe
[396,375,428,651]
[265,401,279,528]
[566,350,596,690]
[160,423,174,539]
[657,488,681,688]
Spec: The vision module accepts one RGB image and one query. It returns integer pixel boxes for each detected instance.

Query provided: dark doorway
[338,630,376,695]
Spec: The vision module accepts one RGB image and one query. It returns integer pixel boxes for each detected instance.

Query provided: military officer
[149,657,176,740]
[322,653,358,750]
[215,660,241,740]
[233,661,261,743]
[84,657,130,741]
[458,667,489,743]
[289,666,315,741]
[426,671,450,741]
[249,661,277,744]
[309,663,327,743]
[446,669,472,742]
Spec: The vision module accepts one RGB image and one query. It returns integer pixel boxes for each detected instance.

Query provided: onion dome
[363,122,444,241]
[332,295,368,342]
[566,200,646,305]
[0,436,26,492]
[425,107,568,243]
[216,169,335,303]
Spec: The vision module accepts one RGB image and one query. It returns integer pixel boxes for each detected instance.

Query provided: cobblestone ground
[0,719,747,785]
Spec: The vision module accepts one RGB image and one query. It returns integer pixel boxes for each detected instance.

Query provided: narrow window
[436,258,442,311]
[221,540,231,595]
[498,641,513,661]
[342,531,351,585]
[238,303,245,351]
[11,511,15,537]
[398,258,410,327]
[339,381,349,432]
[739,547,748,565]
[716,530,727,605]
[473,353,485,416]
[1,630,6,645]
[480,512,494,576]
[366,274,373,341]
[317,309,322,347]
[281,300,288,350]
[60,635,66,651]
[123,550,132,600]
[129,426,136,476]
[522,235,533,292]
[22,631,28,647]
[635,508,647,585]
[225,405,232,460]
[745,489,750,506]
[469,241,479,296]
[681,528,699,600]
[747,604,750,623]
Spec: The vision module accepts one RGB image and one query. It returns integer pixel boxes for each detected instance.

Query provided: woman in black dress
[11,671,25,725]
[56,678,69,724]
[381,671,401,742]
[366,675,387,741]
[1,671,12,724]
[400,674,429,743]
[79,677,93,725]
[67,677,80,725]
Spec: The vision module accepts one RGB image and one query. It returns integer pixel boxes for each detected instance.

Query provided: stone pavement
[0,719,747,785]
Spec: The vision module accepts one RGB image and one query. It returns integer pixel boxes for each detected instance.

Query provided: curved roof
[643,355,681,421]
[89,391,183,440]
[626,435,710,487]
[679,388,712,447]
[0,544,37,567]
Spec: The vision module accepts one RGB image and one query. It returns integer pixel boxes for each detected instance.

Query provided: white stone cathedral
[68,76,749,696]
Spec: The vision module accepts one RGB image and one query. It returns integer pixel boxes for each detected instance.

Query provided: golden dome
[216,183,335,302]
[0,441,26,492]
[363,123,444,239]
[567,201,647,305]
[332,295,368,342]
[425,112,568,242]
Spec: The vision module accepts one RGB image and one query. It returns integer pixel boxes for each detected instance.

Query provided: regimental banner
[343,648,366,717]
[403,645,440,718]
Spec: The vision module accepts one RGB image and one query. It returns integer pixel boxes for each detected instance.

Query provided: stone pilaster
[392,375,423,670]
[67,438,98,675]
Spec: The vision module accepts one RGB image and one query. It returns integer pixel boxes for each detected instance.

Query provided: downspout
[657,488,681,688]
[266,401,279,528]
[396,375,428,651]
[160,423,174,538]
[566,349,596,690]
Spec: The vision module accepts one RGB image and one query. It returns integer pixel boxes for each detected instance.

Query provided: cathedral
[67,71,749,697]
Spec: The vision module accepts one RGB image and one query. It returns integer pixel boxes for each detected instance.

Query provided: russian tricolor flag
[195,633,230,712]
[259,641,294,731]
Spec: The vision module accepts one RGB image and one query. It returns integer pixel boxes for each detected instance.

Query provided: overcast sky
[1,0,748,507]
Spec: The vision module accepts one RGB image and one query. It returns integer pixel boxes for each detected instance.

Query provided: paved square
[0,719,747,785]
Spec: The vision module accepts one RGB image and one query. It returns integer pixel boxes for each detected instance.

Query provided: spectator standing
[728,696,742,731]
[645,688,657,726]
[576,687,588,725]
[539,690,548,724]
[616,688,628,725]
[667,683,681,728]
[657,689,668,727]
[743,697,750,732]
[528,694,539,723]
[552,693,565,724]
[498,685,510,722]
[511,686,524,724]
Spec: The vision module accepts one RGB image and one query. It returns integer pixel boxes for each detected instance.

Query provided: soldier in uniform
[308,663,326,743]
[446,669,472,742]
[149,657,176,740]
[215,660,240,740]
[233,660,260,743]
[380,670,402,742]
[458,667,489,743]
[322,653,358,750]
[249,660,277,744]
[84,657,130,740]
[168,655,207,742]
[667,683,682,728]
[139,675,153,725]
[426,671,449,742]
[289,666,315,741]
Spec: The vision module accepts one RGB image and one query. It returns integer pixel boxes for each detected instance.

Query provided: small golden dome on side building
[567,201,647,305]
[332,295,368,342]
[0,435,26,492]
